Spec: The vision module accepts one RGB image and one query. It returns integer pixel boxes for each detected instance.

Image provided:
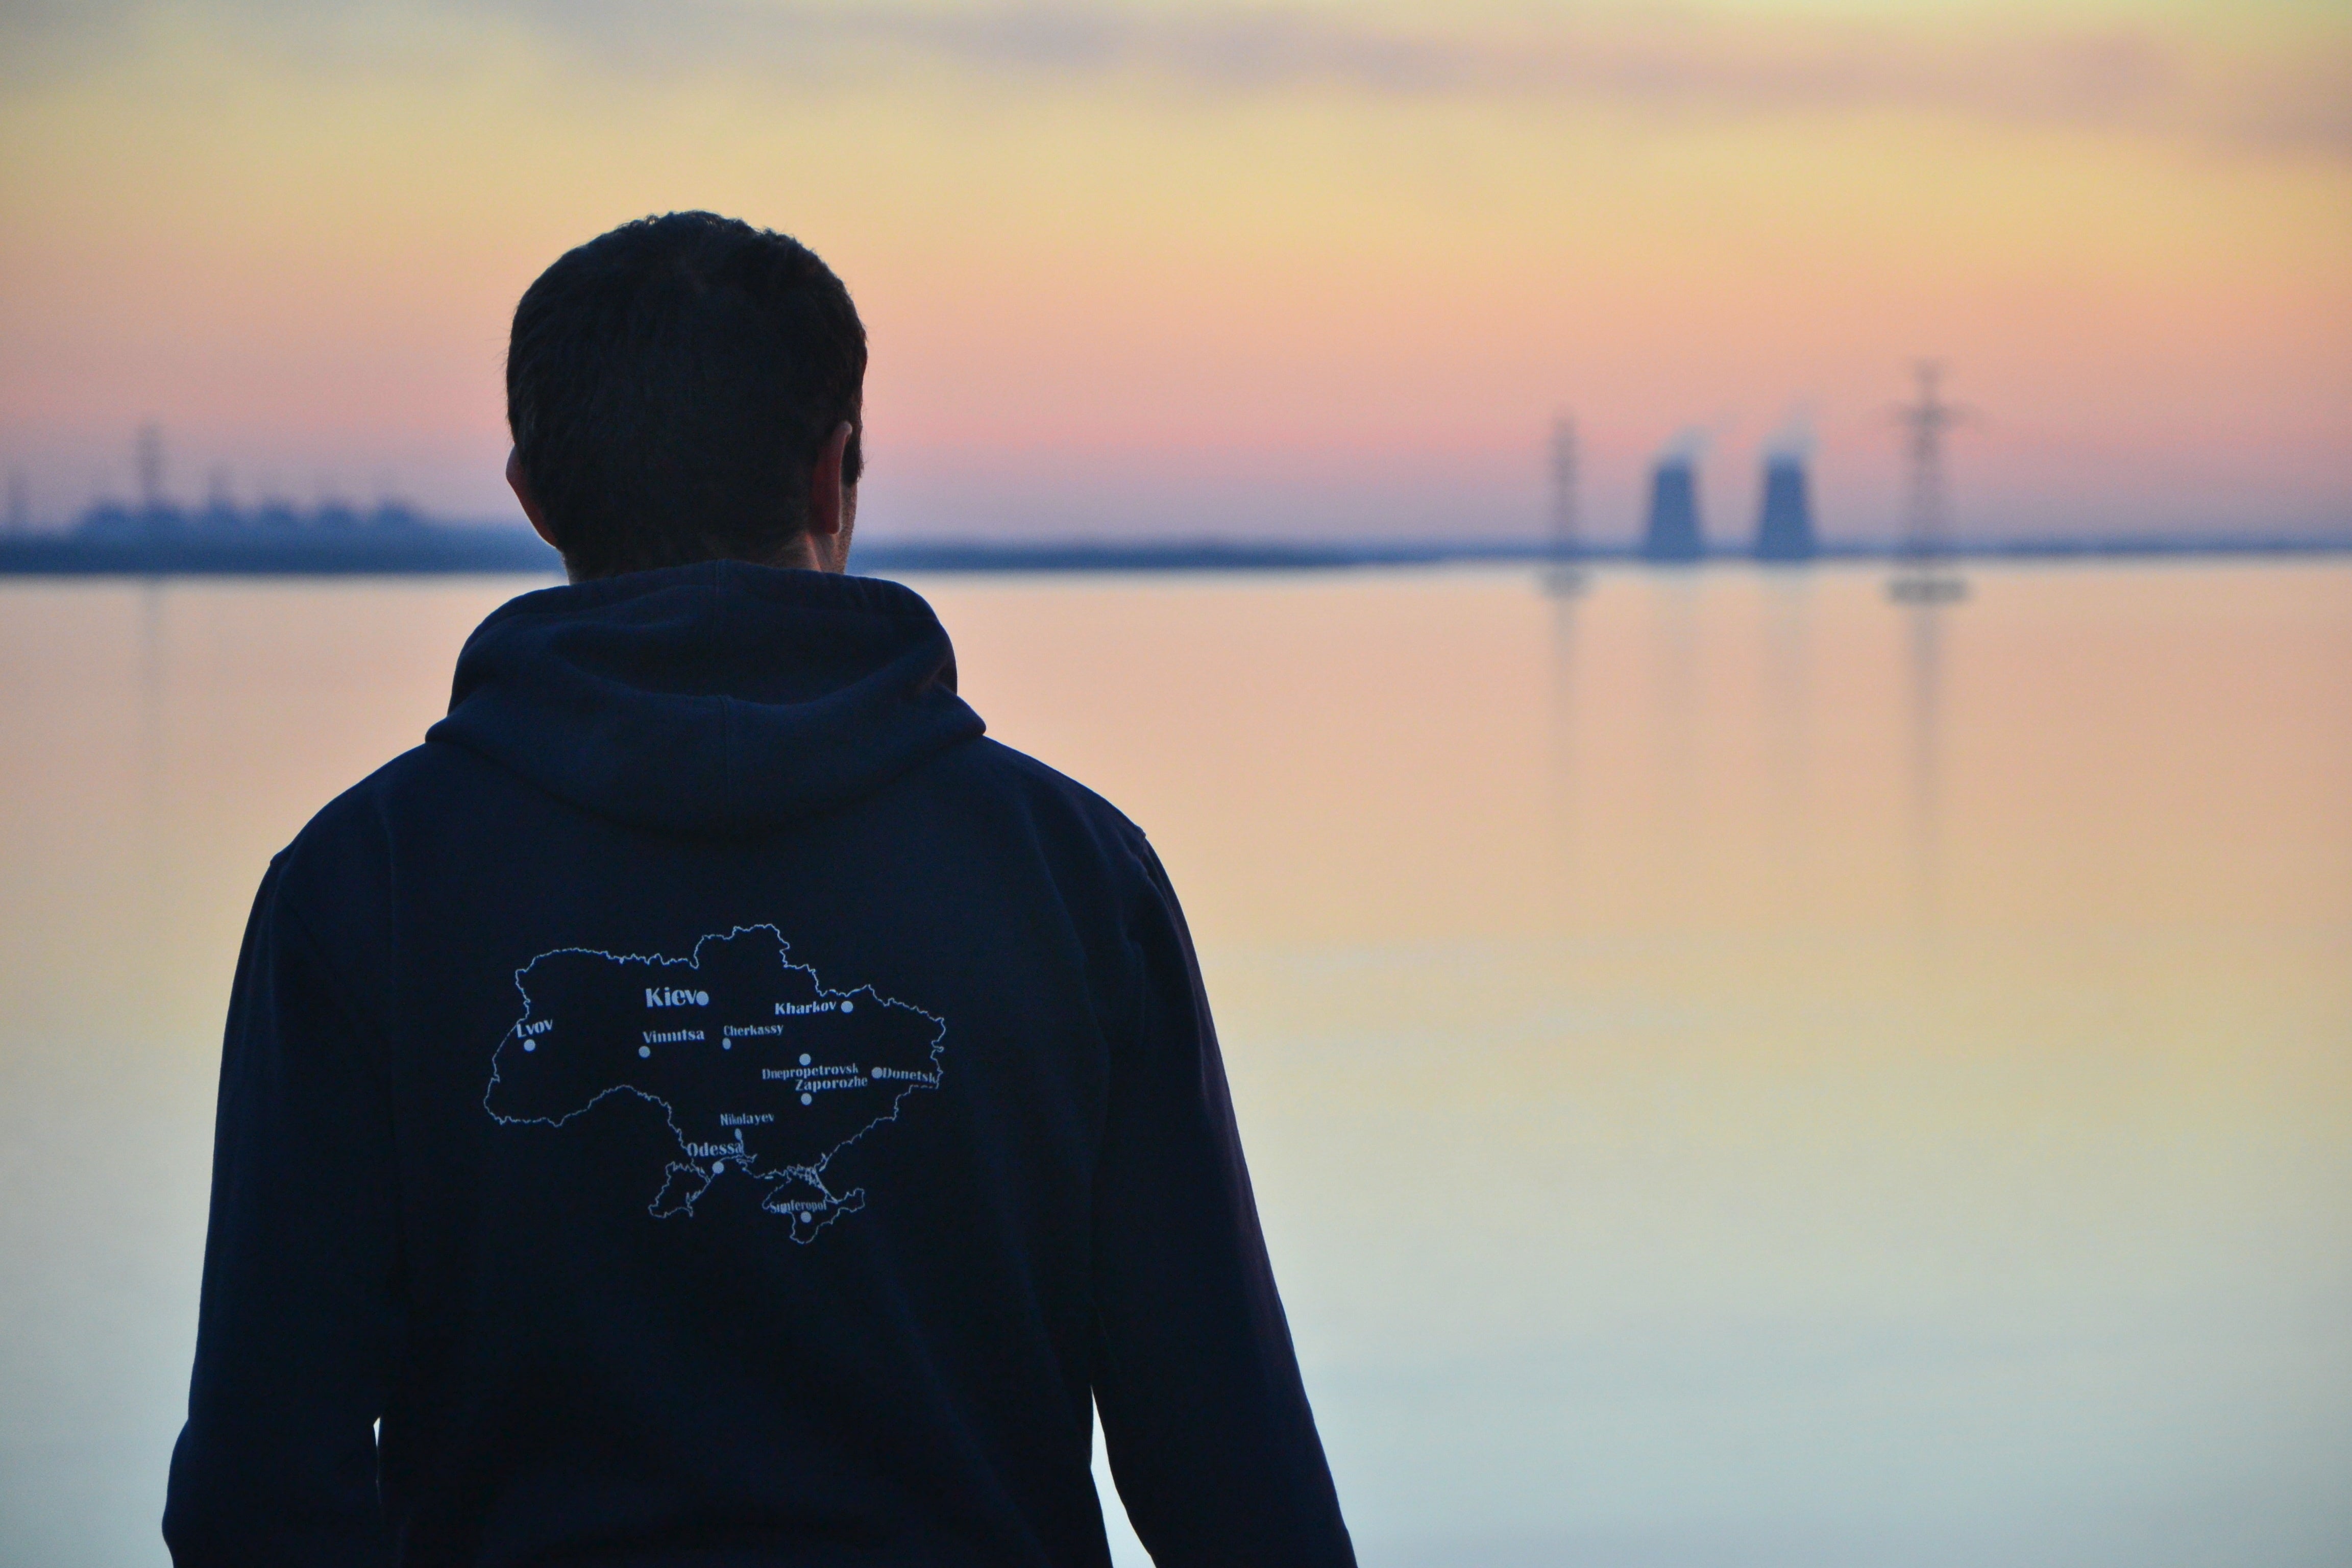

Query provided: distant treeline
[73,496,440,535]
[0,499,561,575]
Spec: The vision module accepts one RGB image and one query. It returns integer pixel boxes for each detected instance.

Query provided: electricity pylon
[1889,363,1969,602]
[1547,413,1587,594]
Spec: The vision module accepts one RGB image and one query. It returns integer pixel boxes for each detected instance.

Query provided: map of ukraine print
[484,925,945,1241]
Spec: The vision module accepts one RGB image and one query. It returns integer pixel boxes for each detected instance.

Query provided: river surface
[1,562,2346,1566]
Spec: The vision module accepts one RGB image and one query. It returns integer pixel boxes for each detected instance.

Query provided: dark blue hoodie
[163,562,1353,1567]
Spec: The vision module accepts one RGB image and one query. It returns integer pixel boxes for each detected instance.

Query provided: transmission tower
[1546,413,1586,593]
[1889,363,1968,603]
[135,421,167,518]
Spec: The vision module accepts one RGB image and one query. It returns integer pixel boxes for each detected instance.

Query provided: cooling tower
[1754,455,1816,562]
[1641,458,1704,562]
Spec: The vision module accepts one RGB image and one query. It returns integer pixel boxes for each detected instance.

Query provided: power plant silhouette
[1555,374,1983,568]
[1754,454,1816,562]
[1626,444,1816,563]
[1641,454,1706,562]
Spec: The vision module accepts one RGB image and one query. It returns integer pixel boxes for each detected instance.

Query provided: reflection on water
[2,565,2348,1567]
[137,582,164,790]
[1544,581,1581,918]
[135,584,178,966]
[1760,574,1811,881]
[1906,601,1947,928]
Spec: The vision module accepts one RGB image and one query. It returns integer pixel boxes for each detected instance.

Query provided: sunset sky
[3,0,2347,542]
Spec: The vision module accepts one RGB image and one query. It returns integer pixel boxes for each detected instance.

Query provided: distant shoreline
[856,535,2352,573]
[0,527,561,577]
[2,527,2347,578]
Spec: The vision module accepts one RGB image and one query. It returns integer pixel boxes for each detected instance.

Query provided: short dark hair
[506,212,866,578]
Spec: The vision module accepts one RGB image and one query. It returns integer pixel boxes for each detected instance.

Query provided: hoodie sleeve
[1089,839,1355,1567]
[163,857,402,1567]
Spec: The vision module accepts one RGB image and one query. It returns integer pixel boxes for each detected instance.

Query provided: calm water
[2,563,2347,1566]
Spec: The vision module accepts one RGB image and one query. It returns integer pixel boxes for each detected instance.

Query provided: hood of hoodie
[426,561,985,838]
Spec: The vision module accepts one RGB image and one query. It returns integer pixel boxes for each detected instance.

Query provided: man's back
[163,564,1353,1564]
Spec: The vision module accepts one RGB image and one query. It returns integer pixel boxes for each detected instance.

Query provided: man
[163,211,1354,1566]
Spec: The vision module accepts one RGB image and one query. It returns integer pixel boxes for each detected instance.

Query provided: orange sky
[2,1,2347,541]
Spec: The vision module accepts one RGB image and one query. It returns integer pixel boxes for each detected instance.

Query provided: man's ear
[807,421,854,539]
[506,448,559,553]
